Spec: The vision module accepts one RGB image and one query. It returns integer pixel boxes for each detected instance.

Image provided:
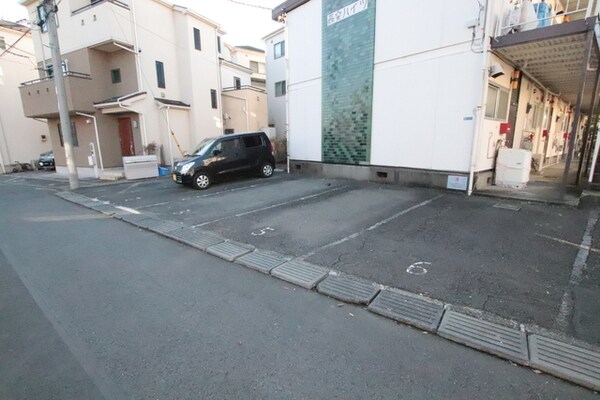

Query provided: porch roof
[492,17,600,112]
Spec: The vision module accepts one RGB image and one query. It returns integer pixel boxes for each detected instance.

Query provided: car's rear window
[242,135,262,148]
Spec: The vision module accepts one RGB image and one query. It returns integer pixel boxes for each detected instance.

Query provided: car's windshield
[191,138,217,156]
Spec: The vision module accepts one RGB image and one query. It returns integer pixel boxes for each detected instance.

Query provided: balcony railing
[20,71,92,87]
[496,0,598,37]
[71,0,129,16]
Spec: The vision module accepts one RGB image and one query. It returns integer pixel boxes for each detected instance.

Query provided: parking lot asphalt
[10,171,598,345]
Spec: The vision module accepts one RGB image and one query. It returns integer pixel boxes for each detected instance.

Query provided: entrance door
[118,117,135,157]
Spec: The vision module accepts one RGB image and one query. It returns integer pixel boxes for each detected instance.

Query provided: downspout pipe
[75,112,104,171]
[468,0,491,196]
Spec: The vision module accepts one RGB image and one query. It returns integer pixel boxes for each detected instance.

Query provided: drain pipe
[589,127,600,183]
[468,0,492,196]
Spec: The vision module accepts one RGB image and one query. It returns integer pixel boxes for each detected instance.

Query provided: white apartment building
[19,0,226,176]
[0,20,51,173]
[272,0,600,191]
[263,27,286,139]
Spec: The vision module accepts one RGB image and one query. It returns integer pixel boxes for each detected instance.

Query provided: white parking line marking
[407,262,430,275]
[554,210,599,332]
[299,195,443,260]
[535,233,600,254]
[115,206,140,214]
[192,186,348,228]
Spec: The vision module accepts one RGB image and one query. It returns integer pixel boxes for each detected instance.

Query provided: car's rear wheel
[192,171,211,190]
[260,163,274,178]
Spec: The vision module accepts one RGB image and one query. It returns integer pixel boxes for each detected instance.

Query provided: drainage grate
[88,203,116,214]
[149,221,184,234]
[368,289,444,332]
[271,260,329,289]
[206,241,254,262]
[529,335,600,391]
[165,228,225,250]
[438,311,528,364]
[318,274,380,304]
[236,250,287,274]
[135,218,168,230]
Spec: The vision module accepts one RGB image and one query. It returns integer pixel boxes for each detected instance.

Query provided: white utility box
[123,155,159,180]
[495,148,532,188]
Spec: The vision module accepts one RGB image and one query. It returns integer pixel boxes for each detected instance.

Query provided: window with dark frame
[242,135,262,148]
[111,68,121,84]
[210,89,218,109]
[234,76,241,89]
[57,121,79,147]
[274,40,285,59]
[155,61,165,88]
[193,27,201,51]
[275,80,286,97]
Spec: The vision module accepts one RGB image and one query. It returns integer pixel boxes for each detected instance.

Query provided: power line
[222,0,272,10]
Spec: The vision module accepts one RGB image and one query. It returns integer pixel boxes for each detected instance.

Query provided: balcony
[492,1,600,111]
[19,72,97,118]
[57,0,134,54]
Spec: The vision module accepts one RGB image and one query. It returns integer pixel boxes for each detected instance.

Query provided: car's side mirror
[212,149,221,156]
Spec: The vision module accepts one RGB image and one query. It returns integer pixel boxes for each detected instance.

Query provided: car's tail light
[269,142,274,155]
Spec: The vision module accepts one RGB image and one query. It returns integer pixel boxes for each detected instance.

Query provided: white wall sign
[327,0,369,26]
[447,175,468,191]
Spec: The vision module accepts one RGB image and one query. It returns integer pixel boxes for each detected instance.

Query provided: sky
[1,0,283,48]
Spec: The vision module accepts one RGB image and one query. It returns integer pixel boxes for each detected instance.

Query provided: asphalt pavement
[53,171,600,345]
[1,176,598,398]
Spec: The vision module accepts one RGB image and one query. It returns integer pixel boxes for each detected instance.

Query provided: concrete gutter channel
[56,190,600,393]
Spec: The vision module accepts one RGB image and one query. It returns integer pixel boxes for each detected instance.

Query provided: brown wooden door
[118,117,135,157]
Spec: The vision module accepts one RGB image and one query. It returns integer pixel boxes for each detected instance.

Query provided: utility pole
[41,0,79,189]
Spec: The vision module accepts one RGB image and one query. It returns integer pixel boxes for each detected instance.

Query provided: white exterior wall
[372,0,486,173]
[30,0,134,64]
[220,64,251,89]
[264,28,286,138]
[286,0,322,162]
[285,0,485,171]
[0,26,51,170]
[476,55,513,171]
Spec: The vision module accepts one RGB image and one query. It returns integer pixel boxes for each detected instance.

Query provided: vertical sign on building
[322,0,376,164]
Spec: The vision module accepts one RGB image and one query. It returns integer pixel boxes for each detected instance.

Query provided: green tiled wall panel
[322,0,376,165]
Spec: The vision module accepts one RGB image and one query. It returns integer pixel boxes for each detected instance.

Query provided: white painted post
[588,128,600,183]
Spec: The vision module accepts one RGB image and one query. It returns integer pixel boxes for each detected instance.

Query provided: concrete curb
[55,191,600,393]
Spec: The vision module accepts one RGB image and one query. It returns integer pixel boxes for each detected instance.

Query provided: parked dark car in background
[172,131,276,190]
[37,151,55,171]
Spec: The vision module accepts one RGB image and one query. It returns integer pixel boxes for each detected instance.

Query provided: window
[274,40,285,59]
[111,68,121,84]
[214,138,239,155]
[155,61,165,88]
[217,36,222,53]
[242,135,262,148]
[0,36,5,50]
[275,80,286,97]
[210,89,218,109]
[249,61,259,73]
[234,76,241,89]
[57,121,79,147]
[485,84,509,120]
[193,27,201,51]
